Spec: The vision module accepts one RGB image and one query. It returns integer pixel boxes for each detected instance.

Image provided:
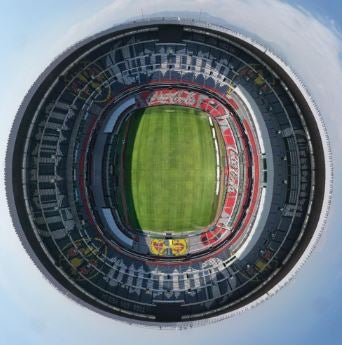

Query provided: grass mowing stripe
[196,112,215,227]
[179,110,192,228]
[188,109,201,228]
[172,110,182,228]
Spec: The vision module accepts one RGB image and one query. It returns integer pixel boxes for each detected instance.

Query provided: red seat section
[201,227,226,246]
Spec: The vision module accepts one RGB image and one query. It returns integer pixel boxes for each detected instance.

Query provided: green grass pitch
[118,105,219,233]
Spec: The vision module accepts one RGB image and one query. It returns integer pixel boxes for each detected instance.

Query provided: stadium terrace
[6,17,331,328]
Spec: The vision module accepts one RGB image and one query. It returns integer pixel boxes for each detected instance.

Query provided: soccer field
[118,105,220,233]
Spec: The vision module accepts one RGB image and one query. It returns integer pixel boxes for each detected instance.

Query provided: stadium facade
[6,17,332,328]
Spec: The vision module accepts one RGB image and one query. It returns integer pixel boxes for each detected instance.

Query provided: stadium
[6,17,332,328]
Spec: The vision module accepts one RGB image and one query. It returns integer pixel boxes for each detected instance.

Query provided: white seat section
[102,208,133,247]
[103,97,136,133]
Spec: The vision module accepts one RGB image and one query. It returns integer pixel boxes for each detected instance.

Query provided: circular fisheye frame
[6,18,332,328]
